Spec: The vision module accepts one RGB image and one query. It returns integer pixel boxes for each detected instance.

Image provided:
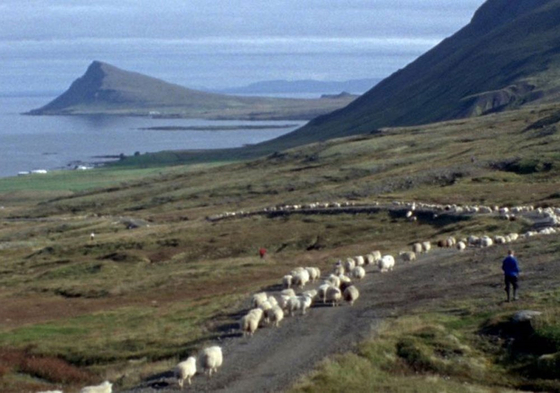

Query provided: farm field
[1,103,560,392]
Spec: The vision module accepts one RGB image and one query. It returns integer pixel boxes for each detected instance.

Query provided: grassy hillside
[26,61,357,120]
[1,103,560,391]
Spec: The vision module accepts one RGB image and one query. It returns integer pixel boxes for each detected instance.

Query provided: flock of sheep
[174,346,223,388]
[240,262,363,338]
[168,248,400,389]
[207,199,560,227]
[39,199,560,392]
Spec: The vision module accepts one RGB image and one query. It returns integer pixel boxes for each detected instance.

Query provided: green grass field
[1,103,560,392]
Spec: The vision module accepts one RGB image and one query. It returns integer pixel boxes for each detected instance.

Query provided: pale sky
[1,0,486,94]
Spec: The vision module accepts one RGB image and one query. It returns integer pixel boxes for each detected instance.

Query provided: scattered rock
[536,352,560,378]
[511,310,542,323]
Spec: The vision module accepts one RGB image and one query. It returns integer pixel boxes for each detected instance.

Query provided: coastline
[135,124,298,131]
[0,95,306,179]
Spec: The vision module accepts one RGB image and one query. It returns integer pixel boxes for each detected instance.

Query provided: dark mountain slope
[264,0,560,149]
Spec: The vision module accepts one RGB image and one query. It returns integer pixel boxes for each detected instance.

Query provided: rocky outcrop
[459,82,535,117]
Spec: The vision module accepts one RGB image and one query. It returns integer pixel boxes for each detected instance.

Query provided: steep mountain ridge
[264,0,560,149]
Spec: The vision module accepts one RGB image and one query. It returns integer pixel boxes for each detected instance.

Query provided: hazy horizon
[2,1,485,95]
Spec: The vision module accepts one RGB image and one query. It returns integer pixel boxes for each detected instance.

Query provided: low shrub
[396,338,434,373]
[0,348,92,385]
[19,356,92,384]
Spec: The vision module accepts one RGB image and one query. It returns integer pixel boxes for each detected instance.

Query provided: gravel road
[124,248,463,393]
[123,237,558,393]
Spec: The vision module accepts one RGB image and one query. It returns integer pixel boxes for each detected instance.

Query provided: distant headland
[25,61,359,121]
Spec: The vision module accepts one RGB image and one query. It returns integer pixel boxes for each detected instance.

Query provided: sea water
[0,95,306,178]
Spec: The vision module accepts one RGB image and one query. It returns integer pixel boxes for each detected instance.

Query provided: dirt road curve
[124,244,552,393]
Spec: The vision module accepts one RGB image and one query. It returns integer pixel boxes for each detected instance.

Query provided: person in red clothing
[259,247,267,259]
[502,249,520,302]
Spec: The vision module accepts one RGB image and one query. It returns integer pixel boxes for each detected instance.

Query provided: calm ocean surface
[0,95,306,178]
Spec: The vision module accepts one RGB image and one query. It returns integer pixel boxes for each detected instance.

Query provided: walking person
[502,249,520,302]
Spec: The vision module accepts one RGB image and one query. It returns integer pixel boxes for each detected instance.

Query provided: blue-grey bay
[0,96,306,178]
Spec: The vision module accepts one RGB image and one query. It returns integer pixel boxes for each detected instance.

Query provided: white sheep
[282,275,292,289]
[333,262,345,276]
[364,254,375,265]
[421,242,431,253]
[344,258,356,272]
[278,295,290,310]
[305,267,320,282]
[327,274,341,288]
[370,250,382,262]
[467,236,480,246]
[343,285,360,306]
[481,236,493,247]
[199,346,223,377]
[326,286,342,306]
[494,235,507,244]
[240,313,260,336]
[412,243,423,253]
[79,381,112,393]
[338,275,353,292]
[378,255,395,272]
[456,241,466,251]
[354,256,365,266]
[318,283,331,303]
[340,279,354,293]
[258,298,273,311]
[252,292,268,308]
[280,288,296,297]
[267,296,278,307]
[257,300,273,323]
[399,251,416,262]
[268,305,284,327]
[351,266,366,280]
[287,294,313,315]
[290,266,306,275]
[299,294,313,314]
[292,270,310,288]
[286,296,300,316]
[247,308,264,326]
[175,356,197,388]
[302,289,318,300]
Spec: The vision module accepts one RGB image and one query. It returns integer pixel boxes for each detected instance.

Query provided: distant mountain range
[212,78,380,95]
[26,61,358,120]
[267,0,560,149]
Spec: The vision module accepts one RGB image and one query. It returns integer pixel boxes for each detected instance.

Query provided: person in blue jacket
[502,249,520,302]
